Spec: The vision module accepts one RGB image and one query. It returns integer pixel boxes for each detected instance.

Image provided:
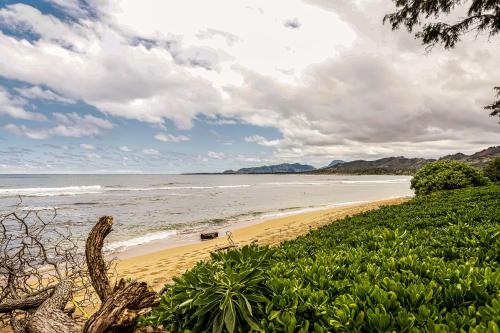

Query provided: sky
[0,0,499,173]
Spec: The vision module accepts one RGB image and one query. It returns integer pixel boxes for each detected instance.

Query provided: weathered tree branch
[26,280,82,333]
[10,317,27,333]
[82,217,159,333]
[0,289,54,313]
[86,216,113,302]
[84,281,158,333]
[1,211,159,333]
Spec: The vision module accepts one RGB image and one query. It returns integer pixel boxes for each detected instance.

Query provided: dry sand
[116,197,409,290]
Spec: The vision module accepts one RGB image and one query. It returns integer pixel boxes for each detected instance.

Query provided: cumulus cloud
[0,0,499,167]
[284,18,301,29]
[0,87,46,121]
[0,3,222,129]
[119,145,131,152]
[207,151,225,159]
[196,28,239,46]
[4,112,113,139]
[222,0,500,161]
[44,0,91,18]
[154,133,190,142]
[142,148,161,156]
[245,135,281,147]
[15,86,75,104]
[80,143,95,150]
[85,152,101,159]
[4,124,48,140]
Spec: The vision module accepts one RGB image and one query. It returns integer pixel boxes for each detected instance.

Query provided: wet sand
[116,197,409,290]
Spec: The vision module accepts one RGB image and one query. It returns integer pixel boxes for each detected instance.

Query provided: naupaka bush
[410,160,489,195]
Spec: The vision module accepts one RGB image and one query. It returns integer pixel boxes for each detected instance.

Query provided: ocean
[0,174,413,253]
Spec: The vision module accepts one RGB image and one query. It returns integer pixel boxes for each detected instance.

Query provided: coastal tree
[383,0,500,121]
[0,209,159,333]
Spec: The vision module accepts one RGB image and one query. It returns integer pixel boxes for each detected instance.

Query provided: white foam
[0,185,103,197]
[107,184,251,192]
[264,181,333,186]
[339,179,410,184]
[20,206,59,211]
[105,230,178,252]
[264,179,410,186]
[0,184,252,198]
[260,200,369,219]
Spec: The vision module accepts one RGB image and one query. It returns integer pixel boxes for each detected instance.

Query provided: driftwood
[214,231,238,252]
[86,216,113,302]
[0,214,159,333]
[200,231,218,240]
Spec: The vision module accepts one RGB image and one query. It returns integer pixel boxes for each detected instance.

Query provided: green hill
[223,163,316,174]
[316,146,500,175]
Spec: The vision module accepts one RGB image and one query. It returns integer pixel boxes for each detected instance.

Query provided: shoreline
[111,199,378,259]
[116,196,410,290]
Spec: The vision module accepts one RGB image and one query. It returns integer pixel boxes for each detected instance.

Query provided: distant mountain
[327,160,345,167]
[315,156,433,175]
[223,163,316,174]
[439,153,468,161]
[315,146,500,175]
[217,147,499,176]
[439,146,500,168]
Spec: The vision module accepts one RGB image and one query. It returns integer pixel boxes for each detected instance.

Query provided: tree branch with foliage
[384,0,500,121]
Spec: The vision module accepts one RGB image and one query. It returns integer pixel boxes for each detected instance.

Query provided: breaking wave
[104,230,177,252]
[0,185,103,197]
[0,184,252,197]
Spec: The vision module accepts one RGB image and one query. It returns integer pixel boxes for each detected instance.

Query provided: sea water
[0,174,413,252]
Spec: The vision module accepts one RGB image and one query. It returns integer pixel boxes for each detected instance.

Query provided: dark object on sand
[200,231,218,240]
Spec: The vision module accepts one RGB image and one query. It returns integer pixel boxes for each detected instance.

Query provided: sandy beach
[116,197,409,290]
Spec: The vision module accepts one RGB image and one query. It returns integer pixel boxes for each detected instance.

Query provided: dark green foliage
[484,157,500,183]
[143,186,500,332]
[383,0,500,49]
[485,87,500,120]
[384,0,500,121]
[139,245,275,332]
[410,160,489,195]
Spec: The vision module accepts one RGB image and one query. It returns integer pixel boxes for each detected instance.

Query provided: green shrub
[484,157,500,183]
[140,245,275,332]
[410,160,489,195]
[142,186,500,332]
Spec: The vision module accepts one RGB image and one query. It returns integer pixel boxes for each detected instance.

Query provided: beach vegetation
[484,157,500,183]
[142,185,500,332]
[410,160,489,195]
[141,246,275,332]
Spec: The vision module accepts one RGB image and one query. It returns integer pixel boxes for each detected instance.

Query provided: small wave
[106,184,251,192]
[105,230,177,252]
[217,185,251,189]
[264,181,333,186]
[339,179,410,184]
[20,206,59,211]
[265,179,409,186]
[260,201,369,219]
[0,184,252,198]
[0,185,103,197]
